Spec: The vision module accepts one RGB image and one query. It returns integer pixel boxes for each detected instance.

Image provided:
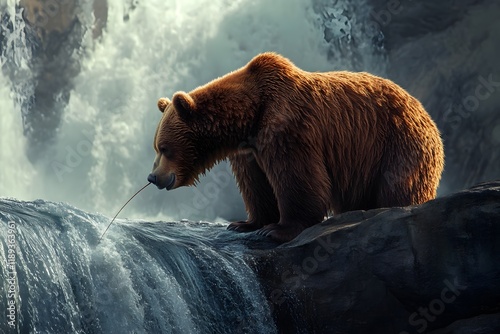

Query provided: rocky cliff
[250,180,500,333]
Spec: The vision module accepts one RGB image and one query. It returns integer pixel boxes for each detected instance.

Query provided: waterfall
[0,198,275,333]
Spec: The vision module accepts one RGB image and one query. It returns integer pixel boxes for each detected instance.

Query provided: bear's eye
[160,147,173,159]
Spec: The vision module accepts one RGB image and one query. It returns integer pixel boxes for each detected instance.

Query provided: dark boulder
[250,180,500,333]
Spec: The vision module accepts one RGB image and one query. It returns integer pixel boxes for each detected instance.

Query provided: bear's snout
[147,173,157,185]
[147,172,176,190]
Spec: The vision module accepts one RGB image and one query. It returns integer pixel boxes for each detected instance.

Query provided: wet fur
[152,53,444,242]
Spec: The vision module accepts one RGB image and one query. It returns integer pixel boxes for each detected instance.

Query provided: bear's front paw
[256,223,305,243]
[227,220,262,233]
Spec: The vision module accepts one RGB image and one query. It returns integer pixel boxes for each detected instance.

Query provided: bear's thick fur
[149,52,444,242]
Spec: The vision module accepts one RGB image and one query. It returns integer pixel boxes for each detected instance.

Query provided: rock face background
[367,0,500,195]
[251,181,500,333]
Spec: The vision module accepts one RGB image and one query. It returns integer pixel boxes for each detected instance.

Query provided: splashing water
[0,198,276,333]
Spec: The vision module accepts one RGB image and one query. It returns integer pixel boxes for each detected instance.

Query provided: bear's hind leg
[375,165,436,208]
[228,153,280,232]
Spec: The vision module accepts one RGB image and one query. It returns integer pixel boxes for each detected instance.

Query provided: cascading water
[0,198,276,333]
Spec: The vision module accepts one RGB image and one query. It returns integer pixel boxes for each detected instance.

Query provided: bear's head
[147,92,202,190]
[147,56,280,190]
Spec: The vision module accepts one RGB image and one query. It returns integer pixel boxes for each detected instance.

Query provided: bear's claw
[256,223,304,243]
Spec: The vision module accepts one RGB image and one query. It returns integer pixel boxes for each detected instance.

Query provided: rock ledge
[252,181,500,333]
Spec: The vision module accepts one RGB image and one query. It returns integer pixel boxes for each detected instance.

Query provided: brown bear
[148,52,444,242]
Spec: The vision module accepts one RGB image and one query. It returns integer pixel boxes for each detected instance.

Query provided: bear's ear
[172,91,196,120]
[157,98,171,113]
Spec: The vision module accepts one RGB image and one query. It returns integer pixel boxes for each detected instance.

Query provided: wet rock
[251,180,500,333]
